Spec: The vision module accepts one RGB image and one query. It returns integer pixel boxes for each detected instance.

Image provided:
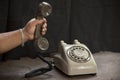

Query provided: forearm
[0,29,28,54]
[0,18,47,54]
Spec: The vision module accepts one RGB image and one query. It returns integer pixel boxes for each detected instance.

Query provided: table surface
[0,51,120,80]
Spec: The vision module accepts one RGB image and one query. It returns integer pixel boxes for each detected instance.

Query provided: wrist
[20,28,30,43]
[22,28,34,41]
[19,29,25,47]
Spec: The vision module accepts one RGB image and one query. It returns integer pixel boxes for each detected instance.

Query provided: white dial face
[67,46,90,63]
[73,48,89,59]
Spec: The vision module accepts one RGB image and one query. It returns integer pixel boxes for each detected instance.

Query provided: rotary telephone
[53,39,97,75]
[25,2,97,78]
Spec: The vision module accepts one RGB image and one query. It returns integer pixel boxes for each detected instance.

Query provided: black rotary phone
[25,2,53,78]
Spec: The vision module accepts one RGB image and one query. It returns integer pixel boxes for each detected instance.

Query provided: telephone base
[54,54,97,76]
[53,40,97,76]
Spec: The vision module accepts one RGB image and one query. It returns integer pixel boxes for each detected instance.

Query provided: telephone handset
[54,39,97,75]
[25,2,53,78]
[34,2,52,52]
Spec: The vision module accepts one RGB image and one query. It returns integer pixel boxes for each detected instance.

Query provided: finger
[41,24,47,35]
[33,18,46,24]
[41,30,46,35]
[43,18,47,23]
[42,28,47,32]
[42,31,46,35]
[42,23,47,30]
[41,27,47,33]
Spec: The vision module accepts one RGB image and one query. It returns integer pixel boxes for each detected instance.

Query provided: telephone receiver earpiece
[34,2,52,52]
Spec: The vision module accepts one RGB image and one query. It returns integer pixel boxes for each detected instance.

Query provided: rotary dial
[67,46,91,63]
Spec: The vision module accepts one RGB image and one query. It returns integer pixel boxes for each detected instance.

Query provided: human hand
[23,18,47,41]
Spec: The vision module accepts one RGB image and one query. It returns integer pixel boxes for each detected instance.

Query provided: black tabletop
[0,51,120,80]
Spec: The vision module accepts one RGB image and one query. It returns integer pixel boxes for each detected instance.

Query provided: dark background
[0,0,120,60]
